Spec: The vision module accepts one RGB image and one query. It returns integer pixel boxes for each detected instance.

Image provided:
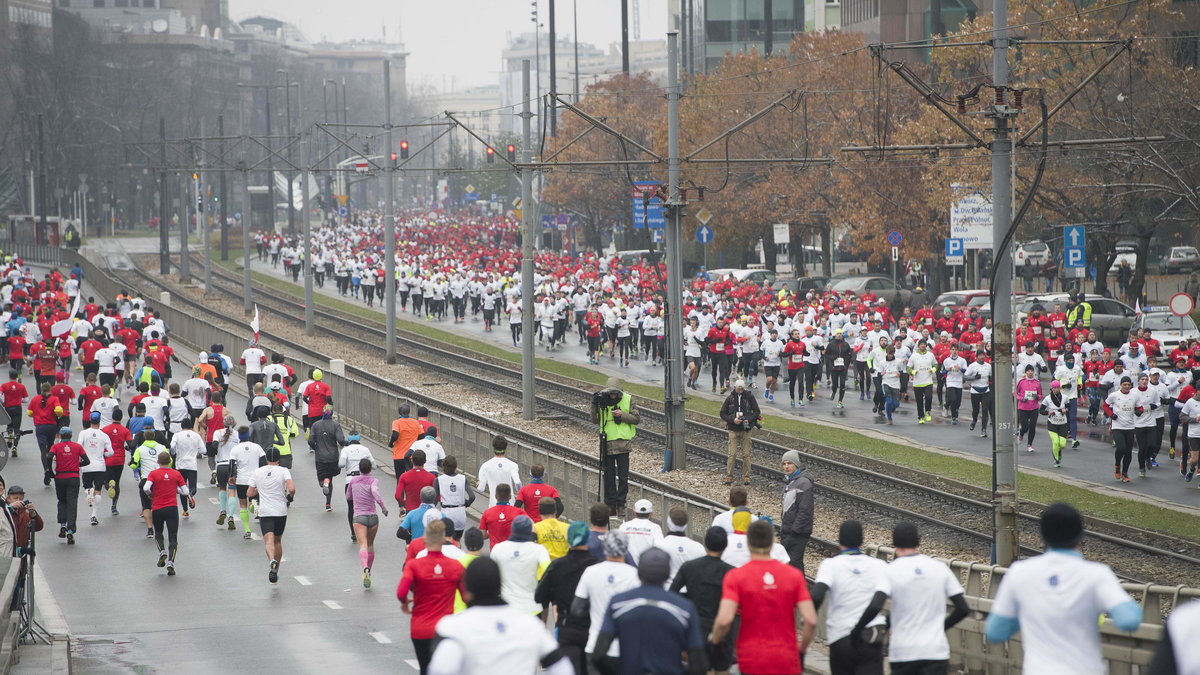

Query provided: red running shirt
[0,381,28,408]
[721,559,811,675]
[478,504,524,548]
[145,467,186,510]
[515,483,560,522]
[49,441,86,478]
[395,551,464,639]
[304,381,332,416]
[101,423,132,466]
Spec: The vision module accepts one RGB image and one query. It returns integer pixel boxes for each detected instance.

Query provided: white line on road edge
[208,497,219,505]
[323,600,343,610]
[405,659,420,670]
[369,632,392,644]
[294,576,312,585]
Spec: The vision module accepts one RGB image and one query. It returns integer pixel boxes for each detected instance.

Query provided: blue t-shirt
[401,504,432,540]
[599,585,704,675]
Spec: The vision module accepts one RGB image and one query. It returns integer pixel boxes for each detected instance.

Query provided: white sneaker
[1026,445,1035,453]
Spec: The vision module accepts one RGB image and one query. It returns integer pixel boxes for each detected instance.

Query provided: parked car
[1108,241,1138,275]
[932,289,990,312]
[825,275,915,305]
[1134,311,1200,354]
[772,276,832,296]
[707,268,777,286]
[1016,293,1137,344]
[1014,240,1051,266]
[1161,246,1200,275]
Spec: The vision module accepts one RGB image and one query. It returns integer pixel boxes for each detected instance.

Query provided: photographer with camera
[720,380,761,486]
[591,377,639,517]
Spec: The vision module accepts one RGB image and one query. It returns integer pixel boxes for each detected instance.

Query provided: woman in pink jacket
[1016,365,1044,453]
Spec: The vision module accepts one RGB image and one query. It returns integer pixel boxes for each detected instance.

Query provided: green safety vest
[136,366,158,388]
[602,394,636,442]
[271,413,299,456]
[1068,302,1092,328]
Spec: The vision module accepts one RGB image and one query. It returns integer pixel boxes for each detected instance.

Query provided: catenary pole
[664,32,686,470]
[384,60,397,359]
[990,0,1019,566]
[219,115,229,261]
[521,60,536,420]
[159,117,170,275]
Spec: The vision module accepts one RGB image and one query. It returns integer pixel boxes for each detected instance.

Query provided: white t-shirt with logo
[617,518,664,563]
[990,551,1133,674]
[875,553,964,662]
[814,552,889,643]
[491,539,551,615]
[229,442,266,485]
[170,430,205,471]
[431,604,560,675]
[248,465,293,517]
[77,428,112,473]
[574,560,639,655]
[653,534,706,587]
[720,534,791,568]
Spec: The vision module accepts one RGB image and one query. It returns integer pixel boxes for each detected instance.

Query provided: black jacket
[719,391,761,431]
[534,549,598,641]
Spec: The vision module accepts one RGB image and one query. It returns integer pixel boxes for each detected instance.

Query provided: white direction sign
[949,184,993,249]
[772,223,790,245]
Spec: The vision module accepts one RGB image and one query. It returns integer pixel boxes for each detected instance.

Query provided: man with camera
[720,379,760,486]
[591,377,639,518]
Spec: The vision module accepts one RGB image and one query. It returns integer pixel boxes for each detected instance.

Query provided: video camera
[593,388,621,409]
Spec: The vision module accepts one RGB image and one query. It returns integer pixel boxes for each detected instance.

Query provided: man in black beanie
[986,503,1141,674]
[672,527,735,675]
[593,548,707,675]
[427,556,574,675]
[853,522,970,675]
[811,520,889,675]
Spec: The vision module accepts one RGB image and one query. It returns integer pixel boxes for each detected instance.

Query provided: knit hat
[1040,502,1084,549]
[638,548,671,586]
[839,520,864,548]
[509,515,535,543]
[419,486,436,504]
[463,556,503,604]
[601,531,629,559]
[892,522,920,549]
[704,526,728,552]
[462,527,485,552]
[566,521,590,548]
[781,449,802,467]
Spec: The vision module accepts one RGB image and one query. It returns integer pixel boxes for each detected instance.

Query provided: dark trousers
[830,370,848,401]
[35,424,57,474]
[890,660,949,675]
[914,385,933,418]
[805,362,821,398]
[829,635,884,675]
[1135,426,1154,471]
[602,451,630,510]
[412,637,434,674]
[781,532,810,574]
[945,387,963,420]
[970,391,993,428]
[153,506,180,559]
[55,476,80,532]
[1018,409,1039,445]
[1114,428,1135,475]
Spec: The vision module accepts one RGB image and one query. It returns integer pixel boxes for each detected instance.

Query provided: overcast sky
[230,0,670,92]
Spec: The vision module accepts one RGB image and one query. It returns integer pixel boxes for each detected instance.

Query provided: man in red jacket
[395,449,436,512]
[396,520,464,673]
[49,427,88,544]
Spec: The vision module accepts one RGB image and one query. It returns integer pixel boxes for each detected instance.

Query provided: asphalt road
[5,321,421,672]
[211,243,1199,510]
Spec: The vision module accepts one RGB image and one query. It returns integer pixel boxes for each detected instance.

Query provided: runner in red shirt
[478,483,524,547]
[395,452,437,511]
[49,374,75,427]
[5,336,25,372]
[78,332,105,380]
[712,520,817,675]
[514,464,562,522]
[1,370,29,452]
[49,427,89,543]
[101,409,133,515]
[302,370,333,428]
[396,520,465,673]
[77,373,102,419]
[142,452,191,575]
[27,383,63,480]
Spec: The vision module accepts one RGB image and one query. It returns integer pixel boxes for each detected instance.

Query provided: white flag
[50,293,83,337]
[249,305,260,345]
[1134,299,1141,316]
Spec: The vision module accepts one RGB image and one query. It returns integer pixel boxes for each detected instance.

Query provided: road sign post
[945,237,965,266]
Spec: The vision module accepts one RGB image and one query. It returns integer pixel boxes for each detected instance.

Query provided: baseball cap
[633,499,653,515]
[58,427,72,437]
[566,521,590,548]
[733,379,746,389]
[6,486,25,496]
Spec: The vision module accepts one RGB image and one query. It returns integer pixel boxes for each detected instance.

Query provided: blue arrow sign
[696,225,713,245]
[1063,225,1086,268]
[338,207,348,217]
[887,230,904,246]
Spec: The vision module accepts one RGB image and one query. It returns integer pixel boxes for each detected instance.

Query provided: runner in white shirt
[653,508,705,587]
[170,428,205,519]
[142,389,168,431]
[1179,395,1200,481]
[409,431,445,473]
[180,370,212,422]
[572,532,640,659]
[854,522,969,672]
[491,515,551,615]
[247,448,295,584]
[92,388,120,427]
[506,298,524,347]
[240,343,266,392]
[78,416,114,527]
[986,503,1141,675]
[1104,377,1140,482]
[228,433,267,539]
[941,346,969,425]
[811,520,890,674]
[617,500,664,563]
[760,329,784,402]
[476,443,521,507]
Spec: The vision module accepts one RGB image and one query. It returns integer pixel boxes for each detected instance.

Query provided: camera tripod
[19,518,51,645]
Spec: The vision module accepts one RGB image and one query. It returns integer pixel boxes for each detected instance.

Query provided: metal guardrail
[21,242,1196,673]
[0,557,21,673]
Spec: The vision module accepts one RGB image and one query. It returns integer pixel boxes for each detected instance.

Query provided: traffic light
[506,144,516,161]
[399,140,409,159]
[390,152,398,167]
[485,146,495,164]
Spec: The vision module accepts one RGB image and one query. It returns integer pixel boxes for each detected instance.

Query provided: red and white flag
[249,305,260,346]
[1134,299,1142,316]
[50,293,83,337]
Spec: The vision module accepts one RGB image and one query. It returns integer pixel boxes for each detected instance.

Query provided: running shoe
[243,531,252,540]
[210,471,217,485]
[1150,460,1159,468]
[228,519,236,530]
[951,418,958,425]
[182,511,189,519]
[107,480,117,499]
[58,526,66,539]
[1187,471,1195,482]
[790,400,796,408]
[918,418,925,425]
[980,431,987,438]
[1139,470,1146,478]
[924,414,932,423]
[217,511,226,525]
[325,505,333,513]
[1053,461,1061,468]
[1026,445,1035,453]
[887,419,894,425]
[1121,474,1131,483]
[146,528,154,538]
[1114,469,1122,480]
[269,560,279,584]
[90,516,98,526]
[157,551,168,567]
[1169,447,1176,459]
[66,533,74,545]
[363,569,372,589]
[1071,439,1080,450]
[166,561,175,576]
[837,402,845,409]
[111,507,118,516]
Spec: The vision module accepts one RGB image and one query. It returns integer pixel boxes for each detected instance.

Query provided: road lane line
[294,576,312,586]
[405,659,420,670]
[369,632,392,644]
[323,600,343,610]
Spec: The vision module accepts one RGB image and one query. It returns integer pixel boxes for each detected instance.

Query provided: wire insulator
[956,96,967,114]
[1013,89,1024,109]
[994,87,1005,105]
[697,188,705,202]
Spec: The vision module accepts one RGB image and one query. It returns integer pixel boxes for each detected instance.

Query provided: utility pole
[664,32,686,470]
[763,0,773,56]
[180,128,191,284]
[241,167,253,314]
[621,0,630,74]
[219,115,229,261]
[521,60,536,421]
[199,118,209,292]
[383,60,397,359]
[549,0,557,136]
[159,117,170,275]
[282,71,296,237]
[36,115,46,247]
[989,0,1019,566]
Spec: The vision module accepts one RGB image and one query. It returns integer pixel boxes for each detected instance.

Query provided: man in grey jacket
[309,406,347,512]
[780,449,814,573]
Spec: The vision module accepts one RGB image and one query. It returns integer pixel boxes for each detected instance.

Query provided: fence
[0,557,23,672]
[20,242,1199,673]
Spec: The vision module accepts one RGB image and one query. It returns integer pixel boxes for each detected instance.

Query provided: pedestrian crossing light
[390,152,399,167]
[485,146,495,164]
[399,140,409,159]
[506,144,516,161]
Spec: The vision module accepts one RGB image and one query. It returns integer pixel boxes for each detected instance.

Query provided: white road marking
[323,600,343,610]
[405,659,420,670]
[294,576,312,586]
[208,497,219,505]
[369,632,392,644]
